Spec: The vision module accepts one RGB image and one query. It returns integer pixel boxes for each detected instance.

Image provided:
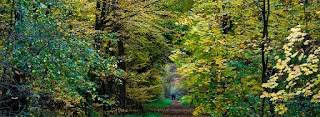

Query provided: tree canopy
[0,0,319,116]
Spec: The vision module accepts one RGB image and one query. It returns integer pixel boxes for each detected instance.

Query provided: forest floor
[148,99,195,117]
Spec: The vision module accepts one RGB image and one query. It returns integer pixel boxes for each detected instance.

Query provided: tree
[92,0,178,113]
[261,25,320,116]
[0,0,117,116]
[171,0,265,116]
[170,0,320,116]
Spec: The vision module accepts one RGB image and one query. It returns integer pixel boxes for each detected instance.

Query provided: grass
[125,99,172,116]
[143,98,172,109]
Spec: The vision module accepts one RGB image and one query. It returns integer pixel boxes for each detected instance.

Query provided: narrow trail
[149,100,195,117]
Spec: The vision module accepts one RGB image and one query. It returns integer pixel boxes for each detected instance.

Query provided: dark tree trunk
[304,0,309,33]
[109,0,127,114]
[260,0,275,116]
[117,39,127,113]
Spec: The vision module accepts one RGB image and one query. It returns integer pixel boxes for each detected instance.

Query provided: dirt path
[149,100,195,117]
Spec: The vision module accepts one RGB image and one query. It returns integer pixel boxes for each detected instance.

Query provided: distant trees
[92,0,176,113]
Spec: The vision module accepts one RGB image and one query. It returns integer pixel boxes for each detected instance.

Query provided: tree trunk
[110,0,127,114]
[117,39,127,114]
[260,0,274,116]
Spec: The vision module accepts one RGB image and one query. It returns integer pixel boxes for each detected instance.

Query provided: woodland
[0,0,319,117]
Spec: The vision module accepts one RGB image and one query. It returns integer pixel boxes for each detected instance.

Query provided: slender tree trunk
[304,0,309,33]
[260,1,267,116]
[117,39,126,114]
[110,0,127,115]
[260,0,274,116]
[95,1,101,30]
[11,0,14,25]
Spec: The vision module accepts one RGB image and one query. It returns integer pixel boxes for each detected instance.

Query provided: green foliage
[2,0,319,116]
[126,68,167,104]
[0,0,117,115]
[171,0,264,116]
[1,0,181,115]
[164,0,195,13]
[96,0,178,108]
[144,99,172,109]
[171,0,320,116]
[180,96,191,106]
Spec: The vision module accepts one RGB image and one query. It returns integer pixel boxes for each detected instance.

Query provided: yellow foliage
[263,26,320,114]
[262,75,279,89]
[312,91,320,102]
[275,104,288,115]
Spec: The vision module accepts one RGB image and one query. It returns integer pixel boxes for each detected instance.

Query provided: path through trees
[149,100,195,117]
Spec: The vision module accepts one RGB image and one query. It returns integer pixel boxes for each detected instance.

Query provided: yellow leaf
[240,43,245,49]
[291,51,299,58]
[270,40,277,46]
[33,87,41,91]
[275,104,288,114]
[298,53,304,60]
[275,59,286,70]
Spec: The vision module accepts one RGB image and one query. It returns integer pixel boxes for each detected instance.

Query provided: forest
[0,0,319,116]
